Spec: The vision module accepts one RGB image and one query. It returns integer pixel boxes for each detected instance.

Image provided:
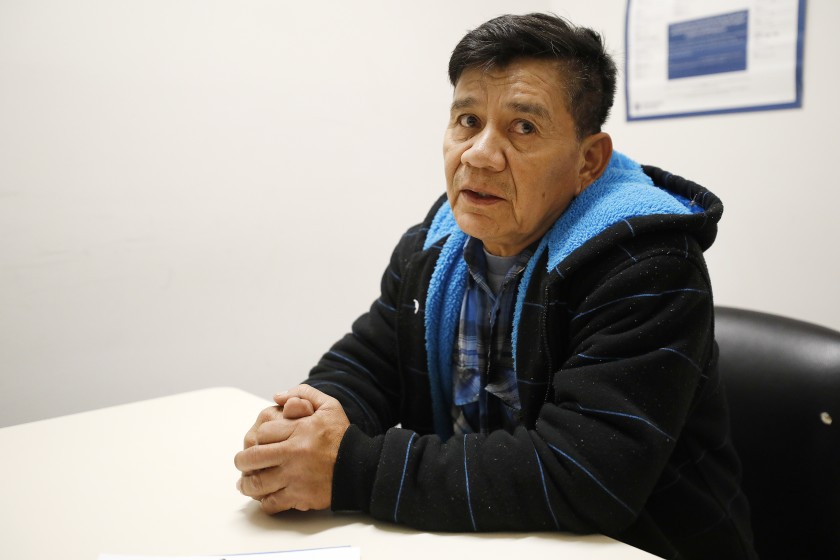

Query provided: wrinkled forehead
[452,59,573,114]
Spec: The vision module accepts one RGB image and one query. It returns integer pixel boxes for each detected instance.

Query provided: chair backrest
[715,306,840,559]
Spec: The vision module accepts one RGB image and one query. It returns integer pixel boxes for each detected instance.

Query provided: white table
[0,387,657,559]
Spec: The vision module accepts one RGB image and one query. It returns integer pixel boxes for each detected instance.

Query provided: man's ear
[577,132,613,195]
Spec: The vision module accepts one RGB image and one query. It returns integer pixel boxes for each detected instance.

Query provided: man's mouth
[462,189,503,204]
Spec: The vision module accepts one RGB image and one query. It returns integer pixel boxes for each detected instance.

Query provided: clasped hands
[234,384,350,513]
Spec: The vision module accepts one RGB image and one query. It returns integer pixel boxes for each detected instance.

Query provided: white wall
[0,0,550,426]
[1,1,837,427]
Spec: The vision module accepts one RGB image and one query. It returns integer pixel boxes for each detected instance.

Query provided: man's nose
[461,127,506,172]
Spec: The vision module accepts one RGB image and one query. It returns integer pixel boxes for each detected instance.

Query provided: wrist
[331,424,383,512]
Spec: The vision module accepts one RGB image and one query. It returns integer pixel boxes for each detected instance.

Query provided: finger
[244,405,284,448]
[238,466,286,500]
[259,488,291,514]
[255,419,297,445]
[275,384,333,410]
[243,429,257,449]
[282,397,314,419]
[258,486,313,514]
[234,441,285,473]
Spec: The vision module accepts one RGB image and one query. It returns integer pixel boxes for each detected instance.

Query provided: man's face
[443,58,591,257]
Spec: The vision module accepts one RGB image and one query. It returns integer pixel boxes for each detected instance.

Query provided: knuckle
[257,406,278,423]
[249,473,266,495]
[283,439,306,461]
[255,421,274,441]
[260,492,283,514]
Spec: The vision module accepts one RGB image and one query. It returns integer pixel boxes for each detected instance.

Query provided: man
[235,13,758,560]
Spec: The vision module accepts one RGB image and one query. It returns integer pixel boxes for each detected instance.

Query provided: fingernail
[236,478,242,492]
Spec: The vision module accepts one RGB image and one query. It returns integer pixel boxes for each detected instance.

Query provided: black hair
[448,13,617,138]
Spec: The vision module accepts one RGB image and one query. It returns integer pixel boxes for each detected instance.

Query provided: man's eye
[458,114,479,128]
[513,120,536,134]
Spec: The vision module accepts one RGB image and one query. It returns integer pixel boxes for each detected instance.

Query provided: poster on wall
[625,0,806,121]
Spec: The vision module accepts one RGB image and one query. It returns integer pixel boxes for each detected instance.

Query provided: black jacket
[306,156,757,560]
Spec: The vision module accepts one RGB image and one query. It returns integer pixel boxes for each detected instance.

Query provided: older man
[235,13,757,560]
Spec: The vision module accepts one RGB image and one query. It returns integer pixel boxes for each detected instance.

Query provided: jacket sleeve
[304,223,426,437]
[330,247,714,536]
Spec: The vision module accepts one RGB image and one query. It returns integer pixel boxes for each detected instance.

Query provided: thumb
[273,384,332,410]
[281,396,315,419]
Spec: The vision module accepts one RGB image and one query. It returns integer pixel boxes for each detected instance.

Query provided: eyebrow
[508,101,550,120]
[450,97,477,112]
[449,97,551,121]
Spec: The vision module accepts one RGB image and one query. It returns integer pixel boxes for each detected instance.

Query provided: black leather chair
[715,306,840,559]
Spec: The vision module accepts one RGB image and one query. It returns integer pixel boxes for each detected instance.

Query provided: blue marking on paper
[668,11,749,80]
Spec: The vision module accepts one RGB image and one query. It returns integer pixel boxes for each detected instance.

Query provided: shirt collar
[463,237,534,295]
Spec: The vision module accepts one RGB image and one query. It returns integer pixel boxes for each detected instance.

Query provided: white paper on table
[99,546,361,560]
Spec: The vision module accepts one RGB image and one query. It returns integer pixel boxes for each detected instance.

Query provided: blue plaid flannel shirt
[451,237,533,435]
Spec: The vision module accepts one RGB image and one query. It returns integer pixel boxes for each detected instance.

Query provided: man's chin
[452,210,497,239]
